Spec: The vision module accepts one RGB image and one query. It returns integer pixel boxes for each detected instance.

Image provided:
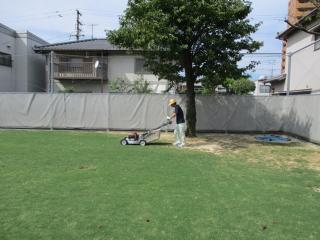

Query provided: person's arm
[167,108,176,120]
[170,112,176,120]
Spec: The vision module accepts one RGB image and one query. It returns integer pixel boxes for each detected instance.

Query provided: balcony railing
[53,61,106,80]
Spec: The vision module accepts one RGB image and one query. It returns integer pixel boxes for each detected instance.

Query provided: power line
[0,11,73,23]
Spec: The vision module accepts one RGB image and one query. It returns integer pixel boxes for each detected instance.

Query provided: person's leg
[178,123,186,146]
[174,124,181,145]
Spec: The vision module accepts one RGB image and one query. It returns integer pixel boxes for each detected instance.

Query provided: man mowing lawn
[168,99,186,148]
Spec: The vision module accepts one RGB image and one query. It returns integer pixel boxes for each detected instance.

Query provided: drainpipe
[50,51,54,93]
[286,52,292,96]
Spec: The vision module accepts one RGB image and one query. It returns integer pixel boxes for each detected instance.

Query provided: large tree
[108,0,261,136]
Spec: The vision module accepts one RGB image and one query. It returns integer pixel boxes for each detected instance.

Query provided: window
[135,58,151,74]
[259,85,270,94]
[315,33,320,51]
[0,52,12,67]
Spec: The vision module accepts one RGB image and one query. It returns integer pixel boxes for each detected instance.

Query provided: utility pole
[71,9,84,41]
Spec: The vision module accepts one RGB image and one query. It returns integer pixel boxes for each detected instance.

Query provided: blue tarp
[256,135,291,143]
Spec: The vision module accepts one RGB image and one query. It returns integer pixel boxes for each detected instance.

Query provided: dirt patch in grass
[107,131,320,171]
[161,133,320,171]
[78,165,97,171]
[305,152,320,171]
[313,187,320,193]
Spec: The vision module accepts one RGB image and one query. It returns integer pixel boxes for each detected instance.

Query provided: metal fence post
[50,51,54,131]
[107,93,110,132]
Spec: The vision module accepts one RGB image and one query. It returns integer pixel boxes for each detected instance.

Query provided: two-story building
[0,22,47,92]
[34,39,169,93]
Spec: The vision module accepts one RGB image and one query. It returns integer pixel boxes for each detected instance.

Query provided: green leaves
[108,76,153,94]
[226,77,256,95]
[108,0,261,134]
[108,0,261,85]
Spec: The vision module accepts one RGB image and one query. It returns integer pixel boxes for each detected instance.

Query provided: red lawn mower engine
[127,132,140,141]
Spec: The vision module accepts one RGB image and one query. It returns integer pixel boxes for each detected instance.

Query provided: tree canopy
[226,78,256,95]
[108,0,261,136]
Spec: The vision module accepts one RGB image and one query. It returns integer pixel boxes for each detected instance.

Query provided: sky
[0,0,289,80]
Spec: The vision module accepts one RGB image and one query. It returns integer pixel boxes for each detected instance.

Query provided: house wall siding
[26,34,47,92]
[272,81,286,93]
[286,29,320,93]
[108,54,168,93]
[0,23,47,93]
[0,25,15,91]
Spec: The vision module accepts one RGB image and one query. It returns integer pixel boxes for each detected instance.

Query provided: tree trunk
[186,79,196,137]
[184,52,197,137]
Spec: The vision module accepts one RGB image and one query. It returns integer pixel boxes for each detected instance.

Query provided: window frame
[315,34,320,51]
[0,51,12,67]
[135,58,152,74]
[259,85,271,94]
[314,26,320,51]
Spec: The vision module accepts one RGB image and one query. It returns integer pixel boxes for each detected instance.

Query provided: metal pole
[101,52,104,93]
[286,52,292,96]
[50,51,54,93]
[50,51,54,131]
[92,24,94,39]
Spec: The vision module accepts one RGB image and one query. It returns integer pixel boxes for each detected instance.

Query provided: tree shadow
[191,96,314,151]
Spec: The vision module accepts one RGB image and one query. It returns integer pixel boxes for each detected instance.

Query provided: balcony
[296,1,316,11]
[53,56,107,80]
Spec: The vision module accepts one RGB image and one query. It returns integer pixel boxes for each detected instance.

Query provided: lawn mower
[120,120,172,146]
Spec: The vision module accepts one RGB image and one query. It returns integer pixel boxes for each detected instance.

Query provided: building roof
[277,8,320,40]
[264,74,286,83]
[0,22,16,37]
[34,38,127,52]
[0,22,48,44]
[259,74,286,83]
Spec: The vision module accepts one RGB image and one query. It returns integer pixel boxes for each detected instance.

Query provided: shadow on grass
[199,135,252,151]
[255,141,303,147]
[149,142,171,146]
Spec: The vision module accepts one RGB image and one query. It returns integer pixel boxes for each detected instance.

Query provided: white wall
[26,33,47,92]
[0,24,16,91]
[14,35,28,92]
[286,27,320,93]
[0,94,319,144]
[108,54,168,93]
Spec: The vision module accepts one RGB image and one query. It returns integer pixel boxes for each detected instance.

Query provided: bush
[108,77,132,93]
[226,78,256,95]
[108,76,153,94]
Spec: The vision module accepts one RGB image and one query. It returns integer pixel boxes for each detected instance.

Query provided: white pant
[174,123,186,145]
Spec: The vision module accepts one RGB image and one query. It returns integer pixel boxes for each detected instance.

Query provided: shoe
[173,142,181,146]
[178,143,185,148]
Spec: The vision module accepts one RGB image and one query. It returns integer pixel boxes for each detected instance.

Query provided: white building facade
[278,10,320,95]
[0,23,48,92]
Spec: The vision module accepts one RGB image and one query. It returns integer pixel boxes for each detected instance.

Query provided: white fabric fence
[0,93,319,143]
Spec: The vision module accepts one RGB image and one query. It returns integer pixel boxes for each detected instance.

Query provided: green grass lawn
[0,130,319,240]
